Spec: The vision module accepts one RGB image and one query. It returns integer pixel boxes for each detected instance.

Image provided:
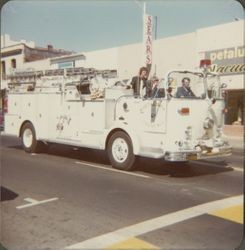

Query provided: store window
[225,89,244,125]
[58,61,74,69]
[11,59,17,69]
[1,61,6,79]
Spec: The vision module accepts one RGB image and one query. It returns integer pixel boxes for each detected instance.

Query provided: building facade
[1,20,244,129]
[1,34,73,82]
[85,20,244,127]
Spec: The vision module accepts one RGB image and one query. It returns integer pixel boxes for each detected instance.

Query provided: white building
[1,34,35,48]
[1,20,244,129]
[0,34,73,83]
[84,20,245,128]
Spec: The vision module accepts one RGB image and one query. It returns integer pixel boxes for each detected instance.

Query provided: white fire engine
[3,60,232,170]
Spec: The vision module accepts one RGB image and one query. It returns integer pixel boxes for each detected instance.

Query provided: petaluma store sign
[204,46,245,75]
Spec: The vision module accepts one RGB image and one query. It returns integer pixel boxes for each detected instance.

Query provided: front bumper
[164,144,232,162]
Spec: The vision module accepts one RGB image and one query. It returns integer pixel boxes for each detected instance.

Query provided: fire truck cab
[3,61,232,171]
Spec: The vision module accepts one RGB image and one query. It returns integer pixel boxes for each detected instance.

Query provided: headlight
[203,118,214,129]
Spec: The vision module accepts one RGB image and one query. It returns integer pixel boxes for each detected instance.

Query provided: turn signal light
[179,107,190,115]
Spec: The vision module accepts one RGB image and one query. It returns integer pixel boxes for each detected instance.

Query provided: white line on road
[75,161,151,179]
[16,197,58,209]
[65,195,243,249]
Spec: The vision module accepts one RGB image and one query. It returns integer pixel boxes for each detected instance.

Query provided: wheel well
[105,128,131,149]
[19,120,33,137]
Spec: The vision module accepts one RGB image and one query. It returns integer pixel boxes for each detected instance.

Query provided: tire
[21,122,40,153]
[107,131,135,171]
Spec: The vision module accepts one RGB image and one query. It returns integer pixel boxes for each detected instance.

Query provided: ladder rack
[7,67,117,80]
[6,67,118,94]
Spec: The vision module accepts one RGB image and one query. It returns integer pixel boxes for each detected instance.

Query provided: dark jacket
[176,86,195,98]
[130,76,147,96]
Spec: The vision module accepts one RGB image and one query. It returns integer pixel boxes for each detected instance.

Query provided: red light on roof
[200,59,211,68]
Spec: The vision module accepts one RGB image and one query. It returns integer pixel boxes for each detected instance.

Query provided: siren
[200,59,212,69]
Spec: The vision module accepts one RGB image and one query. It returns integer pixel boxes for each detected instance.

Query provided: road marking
[107,237,159,249]
[209,204,243,224]
[65,195,243,249]
[75,161,151,179]
[16,197,58,209]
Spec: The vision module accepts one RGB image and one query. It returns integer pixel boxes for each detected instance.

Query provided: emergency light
[200,59,212,68]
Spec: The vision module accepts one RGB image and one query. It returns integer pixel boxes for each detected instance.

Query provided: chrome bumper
[164,145,232,162]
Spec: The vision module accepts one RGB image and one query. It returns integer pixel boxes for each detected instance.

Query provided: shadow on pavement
[8,143,234,178]
[47,143,110,165]
[134,157,233,177]
[1,186,19,202]
[0,243,8,250]
[45,144,234,178]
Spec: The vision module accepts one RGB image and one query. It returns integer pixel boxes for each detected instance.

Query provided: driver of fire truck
[176,77,195,98]
[130,67,148,96]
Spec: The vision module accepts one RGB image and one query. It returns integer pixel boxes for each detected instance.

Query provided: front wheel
[21,122,41,153]
[107,131,135,171]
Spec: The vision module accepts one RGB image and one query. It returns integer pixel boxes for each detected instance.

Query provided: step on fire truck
[3,60,232,171]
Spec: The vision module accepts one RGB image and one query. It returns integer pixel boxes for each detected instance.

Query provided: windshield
[167,71,223,99]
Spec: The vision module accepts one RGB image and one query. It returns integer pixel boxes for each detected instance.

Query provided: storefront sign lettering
[144,14,153,65]
[209,47,244,61]
[204,46,245,75]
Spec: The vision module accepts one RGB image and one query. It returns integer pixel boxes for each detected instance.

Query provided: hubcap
[23,128,33,148]
[112,138,129,163]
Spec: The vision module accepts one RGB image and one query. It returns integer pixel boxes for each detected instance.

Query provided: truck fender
[19,120,41,140]
[105,123,140,155]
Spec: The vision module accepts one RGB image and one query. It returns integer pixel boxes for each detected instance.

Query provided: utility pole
[143,1,146,44]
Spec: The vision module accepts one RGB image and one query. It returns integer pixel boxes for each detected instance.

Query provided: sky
[1,0,244,52]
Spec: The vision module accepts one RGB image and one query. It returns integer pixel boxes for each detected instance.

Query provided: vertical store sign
[143,14,153,66]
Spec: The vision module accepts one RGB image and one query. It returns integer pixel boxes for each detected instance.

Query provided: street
[0,135,243,250]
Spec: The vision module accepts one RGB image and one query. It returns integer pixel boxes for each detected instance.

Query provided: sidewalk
[225,136,244,152]
[223,125,243,151]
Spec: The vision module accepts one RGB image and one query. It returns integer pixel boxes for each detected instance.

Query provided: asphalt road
[0,135,243,250]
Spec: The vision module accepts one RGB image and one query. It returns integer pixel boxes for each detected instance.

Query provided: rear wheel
[107,131,135,171]
[21,123,41,153]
